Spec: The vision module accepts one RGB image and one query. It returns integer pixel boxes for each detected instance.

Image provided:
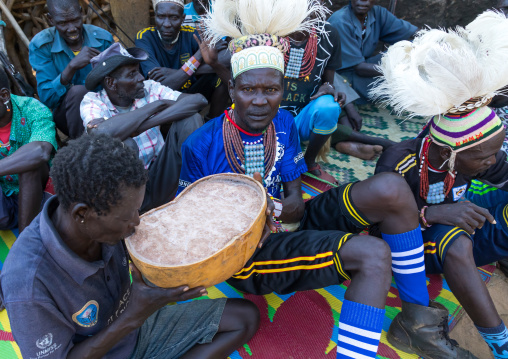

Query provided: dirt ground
[450,268,508,359]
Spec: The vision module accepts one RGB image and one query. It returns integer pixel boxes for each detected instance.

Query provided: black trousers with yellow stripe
[227,183,372,295]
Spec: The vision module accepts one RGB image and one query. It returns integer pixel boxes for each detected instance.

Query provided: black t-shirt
[280,23,342,117]
[135,25,199,89]
[375,138,508,210]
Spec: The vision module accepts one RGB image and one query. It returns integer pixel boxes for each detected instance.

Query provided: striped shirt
[80,80,181,168]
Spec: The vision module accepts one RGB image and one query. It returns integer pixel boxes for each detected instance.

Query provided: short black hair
[47,0,80,14]
[0,66,9,90]
[50,134,148,215]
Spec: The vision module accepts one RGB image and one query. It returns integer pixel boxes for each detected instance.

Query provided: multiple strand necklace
[419,137,456,203]
[284,28,318,79]
[222,109,277,179]
[361,15,368,38]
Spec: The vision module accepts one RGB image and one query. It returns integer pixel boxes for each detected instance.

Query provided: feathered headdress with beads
[370,10,508,118]
[371,11,508,201]
[202,0,329,78]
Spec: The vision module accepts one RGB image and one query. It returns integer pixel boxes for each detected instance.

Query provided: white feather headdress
[202,0,329,46]
[370,10,508,117]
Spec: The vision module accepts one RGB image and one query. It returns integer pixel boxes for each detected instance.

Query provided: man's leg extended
[307,172,430,307]
[348,173,477,358]
[227,230,392,358]
[141,113,203,213]
[17,164,49,232]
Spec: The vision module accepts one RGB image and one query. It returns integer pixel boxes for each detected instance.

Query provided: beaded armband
[270,196,283,218]
[181,56,201,76]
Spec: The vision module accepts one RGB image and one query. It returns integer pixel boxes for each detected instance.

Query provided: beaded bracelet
[272,218,289,233]
[181,56,201,76]
[419,206,432,228]
[269,196,283,218]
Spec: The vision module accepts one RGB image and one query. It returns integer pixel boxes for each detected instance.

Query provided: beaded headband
[229,34,290,79]
[228,34,290,54]
[429,106,504,152]
[231,45,286,79]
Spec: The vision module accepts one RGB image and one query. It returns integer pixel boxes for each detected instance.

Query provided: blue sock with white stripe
[382,226,429,306]
[476,322,508,358]
[337,300,384,359]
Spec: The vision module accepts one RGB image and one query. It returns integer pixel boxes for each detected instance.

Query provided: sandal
[306,163,339,185]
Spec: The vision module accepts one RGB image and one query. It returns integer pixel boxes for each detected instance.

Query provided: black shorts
[422,224,472,274]
[227,183,373,295]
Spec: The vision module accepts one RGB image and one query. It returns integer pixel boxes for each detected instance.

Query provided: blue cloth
[464,189,508,266]
[467,180,504,208]
[29,25,113,110]
[382,226,430,306]
[183,1,200,27]
[0,196,138,359]
[135,26,199,89]
[469,190,508,266]
[294,95,340,141]
[329,5,417,70]
[328,5,416,102]
[337,300,384,359]
[476,322,508,359]
[178,109,307,199]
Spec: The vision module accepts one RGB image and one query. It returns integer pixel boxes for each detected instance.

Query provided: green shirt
[0,95,57,196]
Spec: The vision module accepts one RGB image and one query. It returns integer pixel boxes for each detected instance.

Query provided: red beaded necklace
[284,28,318,79]
[222,109,277,178]
[419,137,456,200]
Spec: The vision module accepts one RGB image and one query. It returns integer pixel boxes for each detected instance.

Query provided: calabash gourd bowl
[125,173,267,288]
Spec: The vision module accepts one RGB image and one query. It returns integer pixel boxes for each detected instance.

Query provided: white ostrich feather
[203,0,329,45]
[370,10,508,117]
[466,10,508,94]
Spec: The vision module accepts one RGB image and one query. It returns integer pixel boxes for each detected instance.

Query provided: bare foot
[335,141,383,160]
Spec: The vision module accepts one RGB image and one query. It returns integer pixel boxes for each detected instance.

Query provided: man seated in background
[183,0,209,28]
[135,0,230,119]
[81,43,206,213]
[328,0,416,103]
[29,0,113,138]
[0,67,57,233]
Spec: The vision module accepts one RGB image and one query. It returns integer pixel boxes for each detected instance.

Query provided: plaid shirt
[80,80,181,168]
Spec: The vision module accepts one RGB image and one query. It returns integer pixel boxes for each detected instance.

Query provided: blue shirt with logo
[29,25,113,110]
[0,197,137,359]
[178,109,307,199]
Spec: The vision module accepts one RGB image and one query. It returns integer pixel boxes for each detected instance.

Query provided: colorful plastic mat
[0,210,496,358]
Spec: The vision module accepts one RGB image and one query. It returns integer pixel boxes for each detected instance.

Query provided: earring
[81,220,85,224]
[4,101,10,112]
[231,103,235,110]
